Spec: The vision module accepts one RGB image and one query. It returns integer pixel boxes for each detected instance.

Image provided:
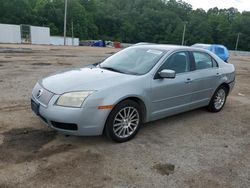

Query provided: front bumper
[31,95,111,136]
[228,79,235,93]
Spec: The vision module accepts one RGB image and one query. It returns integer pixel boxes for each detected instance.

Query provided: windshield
[99,47,165,75]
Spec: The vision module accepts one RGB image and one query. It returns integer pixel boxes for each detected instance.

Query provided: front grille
[51,121,78,131]
[32,83,54,106]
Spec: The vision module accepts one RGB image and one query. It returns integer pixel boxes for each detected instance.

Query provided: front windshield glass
[99,47,165,75]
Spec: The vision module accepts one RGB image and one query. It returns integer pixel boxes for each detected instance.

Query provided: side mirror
[158,69,176,79]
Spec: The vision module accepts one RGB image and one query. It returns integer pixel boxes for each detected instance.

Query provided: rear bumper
[31,95,111,136]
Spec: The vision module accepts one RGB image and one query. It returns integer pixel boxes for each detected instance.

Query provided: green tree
[0,0,250,50]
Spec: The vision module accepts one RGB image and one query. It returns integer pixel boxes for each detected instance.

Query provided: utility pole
[71,20,74,46]
[63,0,68,46]
[181,22,187,46]
[235,32,241,51]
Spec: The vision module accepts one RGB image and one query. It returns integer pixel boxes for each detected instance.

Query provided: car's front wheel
[105,100,142,142]
[208,85,228,112]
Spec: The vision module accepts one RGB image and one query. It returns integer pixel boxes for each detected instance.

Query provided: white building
[50,36,79,46]
[0,23,50,45]
[0,23,21,44]
[30,26,50,45]
[0,23,79,46]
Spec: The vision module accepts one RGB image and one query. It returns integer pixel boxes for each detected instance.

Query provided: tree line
[0,0,250,51]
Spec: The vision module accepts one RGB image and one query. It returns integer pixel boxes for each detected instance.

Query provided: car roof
[192,43,227,49]
[192,43,211,48]
[130,43,228,65]
[132,44,193,51]
[132,44,212,53]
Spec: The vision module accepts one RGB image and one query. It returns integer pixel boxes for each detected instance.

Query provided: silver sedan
[31,44,235,142]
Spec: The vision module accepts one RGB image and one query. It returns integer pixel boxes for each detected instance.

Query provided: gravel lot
[0,44,249,188]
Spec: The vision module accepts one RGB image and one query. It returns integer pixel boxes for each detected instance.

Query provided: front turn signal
[98,105,114,109]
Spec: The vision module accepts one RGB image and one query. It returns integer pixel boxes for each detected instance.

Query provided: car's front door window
[159,51,190,74]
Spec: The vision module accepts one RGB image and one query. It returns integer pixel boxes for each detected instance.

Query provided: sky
[183,0,250,12]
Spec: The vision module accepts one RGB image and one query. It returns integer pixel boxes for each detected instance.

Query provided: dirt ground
[0,44,249,188]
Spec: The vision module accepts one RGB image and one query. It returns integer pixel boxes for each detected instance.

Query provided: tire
[208,85,228,112]
[105,100,142,142]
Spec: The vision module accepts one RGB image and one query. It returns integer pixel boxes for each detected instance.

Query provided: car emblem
[36,89,43,98]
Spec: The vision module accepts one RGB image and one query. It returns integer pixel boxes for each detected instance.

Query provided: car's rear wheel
[105,100,142,142]
[208,85,228,112]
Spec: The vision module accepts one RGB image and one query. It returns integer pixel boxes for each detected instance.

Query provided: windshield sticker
[147,49,163,55]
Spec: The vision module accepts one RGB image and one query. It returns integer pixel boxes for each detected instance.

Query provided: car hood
[40,67,134,94]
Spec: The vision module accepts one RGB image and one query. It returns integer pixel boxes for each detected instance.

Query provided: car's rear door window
[193,52,216,70]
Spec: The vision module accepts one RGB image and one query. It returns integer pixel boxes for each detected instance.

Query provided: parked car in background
[192,43,230,62]
[31,44,235,142]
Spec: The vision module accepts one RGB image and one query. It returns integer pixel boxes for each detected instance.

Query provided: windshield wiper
[100,65,140,75]
[100,66,124,74]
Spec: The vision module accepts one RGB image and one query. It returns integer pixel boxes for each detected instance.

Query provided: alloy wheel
[113,107,140,139]
[214,89,226,110]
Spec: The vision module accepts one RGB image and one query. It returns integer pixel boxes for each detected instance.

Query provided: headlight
[56,91,94,107]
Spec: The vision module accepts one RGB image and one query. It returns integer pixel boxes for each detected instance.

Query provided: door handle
[185,78,192,83]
